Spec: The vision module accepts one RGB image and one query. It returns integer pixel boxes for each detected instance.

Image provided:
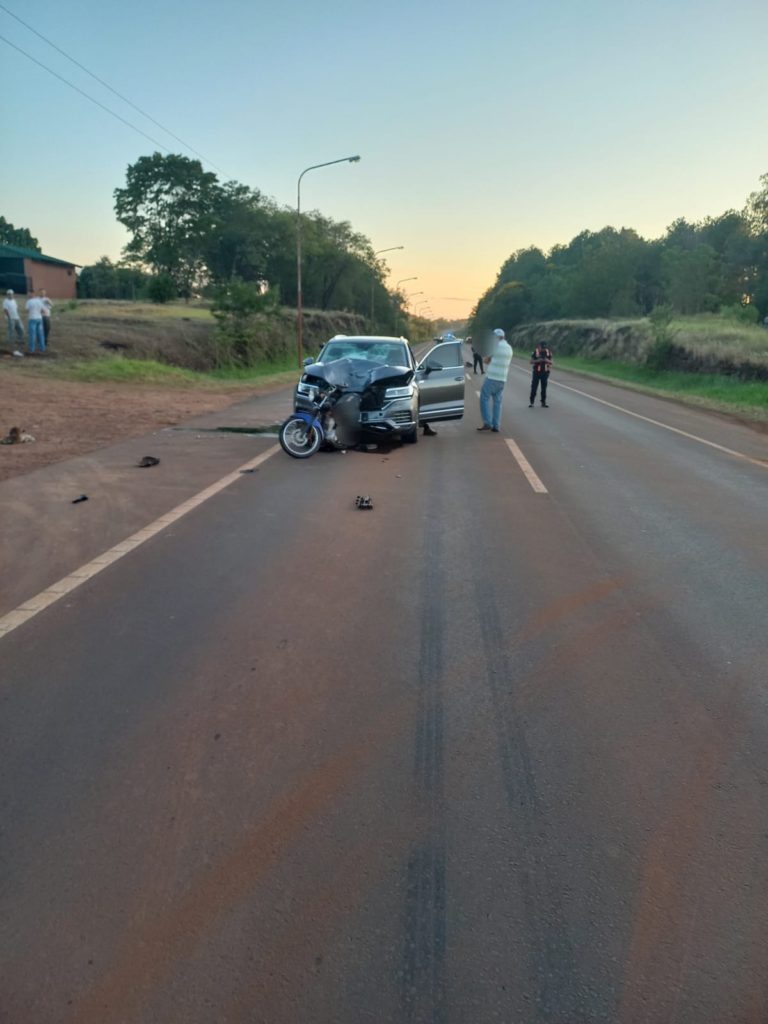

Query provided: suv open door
[416,341,465,423]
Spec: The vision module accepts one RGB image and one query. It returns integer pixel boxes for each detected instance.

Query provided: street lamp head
[349,155,361,163]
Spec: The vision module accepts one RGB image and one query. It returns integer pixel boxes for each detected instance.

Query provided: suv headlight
[384,384,415,399]
[297,382,316,397]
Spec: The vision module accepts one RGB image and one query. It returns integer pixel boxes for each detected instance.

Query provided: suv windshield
[320,340,410,365]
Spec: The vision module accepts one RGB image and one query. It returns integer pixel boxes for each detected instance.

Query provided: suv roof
[328,334,408,343]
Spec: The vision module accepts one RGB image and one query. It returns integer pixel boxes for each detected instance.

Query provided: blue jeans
[480,377,505,429]
[7,318,23,345]
[28,318,45,352]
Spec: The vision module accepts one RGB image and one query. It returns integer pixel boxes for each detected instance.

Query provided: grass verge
[45,356,298,388]
[551,355,768,420]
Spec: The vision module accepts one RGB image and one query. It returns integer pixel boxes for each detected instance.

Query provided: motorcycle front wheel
[279,416,322,459]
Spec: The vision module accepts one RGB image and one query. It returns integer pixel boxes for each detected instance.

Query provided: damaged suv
[294,335,465,444]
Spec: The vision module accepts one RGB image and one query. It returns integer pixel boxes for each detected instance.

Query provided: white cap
[493,328,505,337]
[6,289,13,295]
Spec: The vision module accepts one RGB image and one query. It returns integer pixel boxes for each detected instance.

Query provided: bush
[148,274,177,304]
[646,304,677,370]
[211,279,281,367]
[721,302,760,325]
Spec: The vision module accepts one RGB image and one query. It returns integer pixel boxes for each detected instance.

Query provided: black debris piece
[137,456,160,468]
[72,495,89,504]
[355,495,373,510]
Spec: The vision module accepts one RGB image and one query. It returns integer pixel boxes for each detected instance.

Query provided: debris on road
[136,455,160,468]
[1,426,36,445]
[72,495,89,504]
[355,495,373,510]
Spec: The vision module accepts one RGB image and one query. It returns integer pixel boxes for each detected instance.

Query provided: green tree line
[75,152,406,331]
[471,173,768,335]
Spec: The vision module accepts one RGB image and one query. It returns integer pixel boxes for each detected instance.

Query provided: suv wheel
[402,427,418,445]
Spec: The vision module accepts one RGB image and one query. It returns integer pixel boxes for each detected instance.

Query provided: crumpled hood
[303,357,414,392]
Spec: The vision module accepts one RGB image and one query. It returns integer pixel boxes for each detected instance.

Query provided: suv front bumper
[294,390,417,436]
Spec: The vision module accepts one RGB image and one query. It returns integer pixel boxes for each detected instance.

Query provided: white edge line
[0,444,281,640]
[509,365,767,471]
[505,438,548,493]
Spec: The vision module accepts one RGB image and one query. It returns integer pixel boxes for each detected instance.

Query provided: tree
[114,152,221,296]
[299,213,374,311]
[204,182,280,285]
[471,280,529,337]
[662,245,720,314]
[78,256,150,299]
[0,216,40,251]
[745,173,768,233]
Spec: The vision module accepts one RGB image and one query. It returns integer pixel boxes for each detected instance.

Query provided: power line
[0,6,225,174]
[0,31,174,152]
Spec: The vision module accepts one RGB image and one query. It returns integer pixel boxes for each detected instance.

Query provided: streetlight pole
[394,277,417,335]
[370,246,403,331]
[296,155,360,367]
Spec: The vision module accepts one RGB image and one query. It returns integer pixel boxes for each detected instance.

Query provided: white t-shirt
[487,339,513,382]
[26,297,44,320]
[3,298,20,320]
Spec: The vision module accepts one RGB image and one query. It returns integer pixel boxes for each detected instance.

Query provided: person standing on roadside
[477,328,513,433]
[40,289,53,346]
[469,336,484,375]
[26,289,46,354]
[3,289,25,356]
[529,342,553,408]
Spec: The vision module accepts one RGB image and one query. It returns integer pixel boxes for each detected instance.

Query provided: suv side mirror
[303,356,314,366]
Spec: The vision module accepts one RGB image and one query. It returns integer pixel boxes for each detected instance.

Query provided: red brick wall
[23,259,77,299]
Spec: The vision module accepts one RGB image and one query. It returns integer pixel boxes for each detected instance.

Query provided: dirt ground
[0,366,277,482]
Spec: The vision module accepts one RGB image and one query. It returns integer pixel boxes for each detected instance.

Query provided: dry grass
[511,316,768,380]
[39,300,368,372]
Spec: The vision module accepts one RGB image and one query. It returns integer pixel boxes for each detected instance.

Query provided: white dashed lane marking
[505,438,548,493]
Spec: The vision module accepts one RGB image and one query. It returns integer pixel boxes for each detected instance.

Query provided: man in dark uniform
[529,342,553,408]
[468,336,484,375]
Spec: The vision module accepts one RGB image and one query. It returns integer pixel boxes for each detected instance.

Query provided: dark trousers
[43,317,51,343]
[473,352,484,374]
[530,369,549,404]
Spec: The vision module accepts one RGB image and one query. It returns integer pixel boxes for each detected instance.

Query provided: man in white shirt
[3,289,25,356]
[40,289,53,345]
[477,328,513,432]
[26,289,46,353]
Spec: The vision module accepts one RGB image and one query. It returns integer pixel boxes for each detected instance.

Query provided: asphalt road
[1,364,767,1023]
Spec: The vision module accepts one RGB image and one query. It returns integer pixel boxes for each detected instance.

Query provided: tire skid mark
[401,459,447,1024]
[475,582,581,1022]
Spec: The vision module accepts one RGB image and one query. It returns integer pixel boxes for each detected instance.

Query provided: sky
[2,0,768,321]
